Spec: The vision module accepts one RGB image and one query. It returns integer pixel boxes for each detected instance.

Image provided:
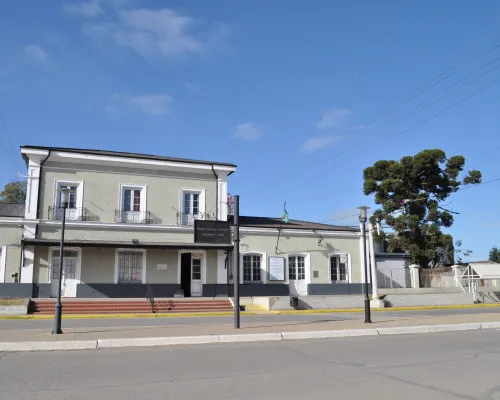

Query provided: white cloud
[105,93,172,116]
[301,136,340,153]
[24,45,50,63]
[83,8,230,60]
[233,122,266,141]
[63,1,102,17]
[317,107,351,130]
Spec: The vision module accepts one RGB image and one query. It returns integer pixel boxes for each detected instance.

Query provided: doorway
[181,253,192,297]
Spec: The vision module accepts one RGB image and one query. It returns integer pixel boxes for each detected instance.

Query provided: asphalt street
[0,307,499,330]
[0,329,499,399]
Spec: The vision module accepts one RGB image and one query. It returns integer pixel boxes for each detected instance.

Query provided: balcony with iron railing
[114,210,162,224]
[176,211,217,226]
[48,206,100,222]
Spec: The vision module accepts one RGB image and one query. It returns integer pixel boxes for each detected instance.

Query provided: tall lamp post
[52,186,72,335]
[358,206,372,324]
[233,195,240,329]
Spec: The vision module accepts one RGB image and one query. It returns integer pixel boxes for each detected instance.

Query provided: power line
[258,38,500,190]
[273,72,500,194]
[263,56,500,193]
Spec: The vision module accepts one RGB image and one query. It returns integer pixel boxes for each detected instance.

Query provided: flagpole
[276,201,288,253]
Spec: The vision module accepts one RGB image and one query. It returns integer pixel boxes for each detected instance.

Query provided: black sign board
[194,220,232,244]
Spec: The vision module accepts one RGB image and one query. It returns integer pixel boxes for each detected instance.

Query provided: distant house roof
[21,145,237,169]
[461,262,500,279]
[0,203,25,218]
[238,216,358,232]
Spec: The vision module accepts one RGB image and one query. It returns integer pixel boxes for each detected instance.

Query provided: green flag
[282,202,289,223]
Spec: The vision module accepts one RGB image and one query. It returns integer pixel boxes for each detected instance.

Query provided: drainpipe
[35,150,50,227]
[211,165,218,220]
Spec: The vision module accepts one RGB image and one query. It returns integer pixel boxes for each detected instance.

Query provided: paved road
[1,330,499,399]
[0,307,499,330]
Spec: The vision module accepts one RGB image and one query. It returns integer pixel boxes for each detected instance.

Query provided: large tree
[489,246,500,263]
[0,181,27,203]
[363,149,481,267]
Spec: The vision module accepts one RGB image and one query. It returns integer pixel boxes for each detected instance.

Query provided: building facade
[0,145,370,299]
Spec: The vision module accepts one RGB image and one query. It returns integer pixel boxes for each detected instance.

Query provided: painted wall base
[76,284,181,298]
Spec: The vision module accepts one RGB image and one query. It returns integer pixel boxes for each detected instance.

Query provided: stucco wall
[0,224,23,283]
[39,161,217,224]
[81,248,115,283]
[33,247,49,284]
[239,232,362,284]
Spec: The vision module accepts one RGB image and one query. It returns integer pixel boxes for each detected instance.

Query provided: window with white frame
[116,250,144,283]
[330,254,349,283]
[288,255,306,280]
[242,254,262,283]
[119,185,146,223]
[51,249,79,280]
[180,189,205,225]
[54,181,83,220]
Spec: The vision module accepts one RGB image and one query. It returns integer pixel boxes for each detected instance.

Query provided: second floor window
[57,186,77,209]
[183,192,200,215]
[123,189,141,212]
[118,185,146,223]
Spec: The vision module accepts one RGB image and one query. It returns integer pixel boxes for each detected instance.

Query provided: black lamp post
[52,186,72,335]
[358,206,372,324]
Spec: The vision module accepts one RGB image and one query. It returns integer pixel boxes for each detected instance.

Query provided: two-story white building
[0,145,368,299]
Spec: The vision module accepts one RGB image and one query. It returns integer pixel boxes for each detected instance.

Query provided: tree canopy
[0,181,27,203]
[489,246,500,263]
[363,149,481,267]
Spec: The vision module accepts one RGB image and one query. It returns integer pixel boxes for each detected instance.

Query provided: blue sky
[0,0,499,261]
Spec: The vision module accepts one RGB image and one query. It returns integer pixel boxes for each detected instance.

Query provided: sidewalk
[0,312,499,351]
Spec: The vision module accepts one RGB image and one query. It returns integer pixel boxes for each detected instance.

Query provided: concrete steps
[28,299,234,315]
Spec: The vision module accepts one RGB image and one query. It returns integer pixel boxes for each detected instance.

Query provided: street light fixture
[52,186,72,335]
[358,206,372,324]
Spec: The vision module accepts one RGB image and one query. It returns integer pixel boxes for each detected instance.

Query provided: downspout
[211,165,218,220]
[35,150,50,227]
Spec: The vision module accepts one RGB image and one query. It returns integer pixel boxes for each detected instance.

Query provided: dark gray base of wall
[33,284,52,298]
[307,283,372,295]
[203,284,290,297]
[0,283,52,298]
[0,283,33,298]
[76,284,182,298]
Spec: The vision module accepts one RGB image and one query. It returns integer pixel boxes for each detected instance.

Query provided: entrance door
[180,253,192,297]
[191,256,202,296]
[50,250,79,298]
[288,255,307,296]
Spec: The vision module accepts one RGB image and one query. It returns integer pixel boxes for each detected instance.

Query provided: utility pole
[358,206,372,324]
[233,195,240,329]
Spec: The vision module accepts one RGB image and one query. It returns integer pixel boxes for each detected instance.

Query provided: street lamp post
[358,206,372,324]
[52,186,72,335]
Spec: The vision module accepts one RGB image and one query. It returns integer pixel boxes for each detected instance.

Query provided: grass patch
[0,299,26,306]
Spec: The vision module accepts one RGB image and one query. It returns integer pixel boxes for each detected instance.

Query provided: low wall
[382,292,473,307]
[251,290,476,310]
[76,284,181,298]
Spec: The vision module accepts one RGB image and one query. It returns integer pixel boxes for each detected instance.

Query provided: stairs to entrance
[28,298,234,315]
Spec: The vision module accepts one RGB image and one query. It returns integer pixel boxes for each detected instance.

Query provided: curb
[2,303,500,320]
[1,321,500,352]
